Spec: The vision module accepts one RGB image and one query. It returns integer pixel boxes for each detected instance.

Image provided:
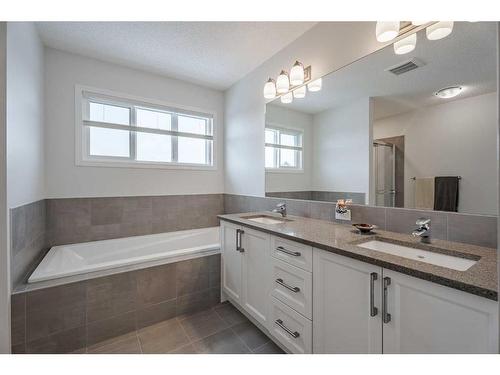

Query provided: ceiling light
[276,70,290,94]
[307,78,322,92]
[293,86,306,99]
[281,92,293,104]
[394,33,417,55]
[376,21,400,42]
[412,21,428,26]
[263,78,276,99]
[426,21,454,40]
[435,86,462,99]
[290,61,305,86]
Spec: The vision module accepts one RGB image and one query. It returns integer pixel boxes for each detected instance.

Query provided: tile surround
[12,254,221,354]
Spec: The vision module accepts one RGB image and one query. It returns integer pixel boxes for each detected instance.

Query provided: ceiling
[36,22,317,90]
[270,22,497,120]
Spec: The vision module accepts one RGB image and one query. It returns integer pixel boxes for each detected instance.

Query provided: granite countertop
[218,212,498,301]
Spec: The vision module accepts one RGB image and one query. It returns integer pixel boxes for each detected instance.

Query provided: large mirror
[265,22,497,216]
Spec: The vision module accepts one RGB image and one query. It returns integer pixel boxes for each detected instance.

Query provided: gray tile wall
[224,194,498,249]
[11,254,221,354]
[10,200,49,287]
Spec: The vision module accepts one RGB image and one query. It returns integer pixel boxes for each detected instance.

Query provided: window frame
[265,123,304,173]
[75,85,217,170]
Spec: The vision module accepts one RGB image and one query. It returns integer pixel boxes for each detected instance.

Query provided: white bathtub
[28,226,220,283]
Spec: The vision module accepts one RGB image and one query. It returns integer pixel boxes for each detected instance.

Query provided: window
[265,126,303,170]
[77,87,215,169]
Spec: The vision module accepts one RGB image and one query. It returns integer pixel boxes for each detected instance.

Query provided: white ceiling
[271,22,497,120]
[36,22,317,90]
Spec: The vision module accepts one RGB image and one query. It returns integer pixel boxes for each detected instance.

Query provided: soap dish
[352,223,377,234]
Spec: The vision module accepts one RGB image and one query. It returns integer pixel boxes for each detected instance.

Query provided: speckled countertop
[218,212,498,301]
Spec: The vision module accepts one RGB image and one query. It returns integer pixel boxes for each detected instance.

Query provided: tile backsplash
[224,194,498,249]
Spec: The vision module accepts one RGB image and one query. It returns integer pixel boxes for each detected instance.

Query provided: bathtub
[28,226,220,283]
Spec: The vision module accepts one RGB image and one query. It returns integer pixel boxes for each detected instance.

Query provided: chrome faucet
[272,202,287,217]
[412,218,431,243]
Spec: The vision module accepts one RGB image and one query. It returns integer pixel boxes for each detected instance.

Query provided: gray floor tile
[214,302,248,327]
[253,340,285,354]
[138,318,190,354]
[179,308,229,340]
[191,329,251,354]
[231,321,270,350]
[88,334,141,354]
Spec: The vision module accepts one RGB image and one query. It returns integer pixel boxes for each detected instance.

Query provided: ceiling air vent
[385,58,425,75]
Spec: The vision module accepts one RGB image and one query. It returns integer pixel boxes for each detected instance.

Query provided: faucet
[412,218,431,243]
[272,202,287,217]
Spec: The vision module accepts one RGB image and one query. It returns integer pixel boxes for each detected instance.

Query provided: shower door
[373,142,395,207]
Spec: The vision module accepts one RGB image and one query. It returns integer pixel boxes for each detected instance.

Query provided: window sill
[265,168,304,174]
[76,159,218,171]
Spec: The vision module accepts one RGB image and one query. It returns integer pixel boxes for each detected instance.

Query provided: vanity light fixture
[394,33,417,55]
[276,70,290,94]
[307,78,322,92]
[412,21,428,26]
[435,86,462,99]
[290,61,305,86]
[263,78,277,99]
[376,21,400,42]
[281,92,293,104]
[426,21,454,40]
[293,85,306,99]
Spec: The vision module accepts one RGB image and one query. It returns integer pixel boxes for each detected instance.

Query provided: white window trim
[265,123,304,173]
[75,84,218,171]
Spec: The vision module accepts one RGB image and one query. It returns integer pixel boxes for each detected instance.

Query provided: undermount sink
[243,215,292,225]
[356,240,478,271]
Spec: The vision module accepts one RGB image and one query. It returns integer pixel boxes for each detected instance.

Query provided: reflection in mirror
[265,22,497,216]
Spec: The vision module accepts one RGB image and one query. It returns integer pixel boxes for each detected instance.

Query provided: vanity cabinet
[220,221,271,327]
[313,249,383,354]
[313,248,499,354]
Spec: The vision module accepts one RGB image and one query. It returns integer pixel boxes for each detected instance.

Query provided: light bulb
[307,78,322,92]
[376,21,400,42]
[290,61,305,86]
[276,70,290,94]
[394,33,417,55]
[263,78,276,99]
[293,86,306,99]
[435,86,462,99]
[426,21,454,40]
[281,92,293,104]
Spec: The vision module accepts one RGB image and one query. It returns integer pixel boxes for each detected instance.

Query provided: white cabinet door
[221,222,242,303]
[241,227,271,326]
[382,269,499,354]
[313,249,383,354]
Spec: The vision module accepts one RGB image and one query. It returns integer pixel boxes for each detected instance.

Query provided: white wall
[6,23,45,208]
[374,92,498,215]
[45,48,225,198]
[224,22,383,197]
[265,104,313,192]
[312,98,372,203]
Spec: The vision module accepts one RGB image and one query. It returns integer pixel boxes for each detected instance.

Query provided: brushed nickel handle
[276,278,300,293]
[370,272,378,317]
[382,276,391,324]
[236,229,245,252]
[276,246,301,257]
[275,319,300,338]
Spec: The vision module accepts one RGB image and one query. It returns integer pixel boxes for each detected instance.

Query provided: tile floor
[75,302,285,354]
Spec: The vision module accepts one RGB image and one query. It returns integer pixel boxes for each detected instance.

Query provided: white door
[221,222,242,303]
[241,227,271,326]
[313,249,383,354]
[382,269,499,354]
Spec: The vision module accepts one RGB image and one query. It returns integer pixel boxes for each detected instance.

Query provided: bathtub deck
[76,302,284,354]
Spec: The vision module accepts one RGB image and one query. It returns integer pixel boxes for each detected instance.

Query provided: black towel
[434,176,459,212]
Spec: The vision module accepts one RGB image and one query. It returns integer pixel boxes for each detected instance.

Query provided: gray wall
[225,194,498,249]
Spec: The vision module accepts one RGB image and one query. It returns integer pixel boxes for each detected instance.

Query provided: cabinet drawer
[268,297,312,354]
[270,258,312,319]
[271,236,312,271]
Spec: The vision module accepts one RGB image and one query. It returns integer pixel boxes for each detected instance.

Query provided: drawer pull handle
[369,272,378,317]
[275,319,300,338]
[382,277,391,324]
[236,229,244,252]
[276,246,301,257]
[276,278,300,293]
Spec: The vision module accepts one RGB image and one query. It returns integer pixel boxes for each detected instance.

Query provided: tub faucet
[412,218,431,243]
[272,202,287,217]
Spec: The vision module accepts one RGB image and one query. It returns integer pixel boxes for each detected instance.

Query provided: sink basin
[242,215,292,225]
[356,240,477,271]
